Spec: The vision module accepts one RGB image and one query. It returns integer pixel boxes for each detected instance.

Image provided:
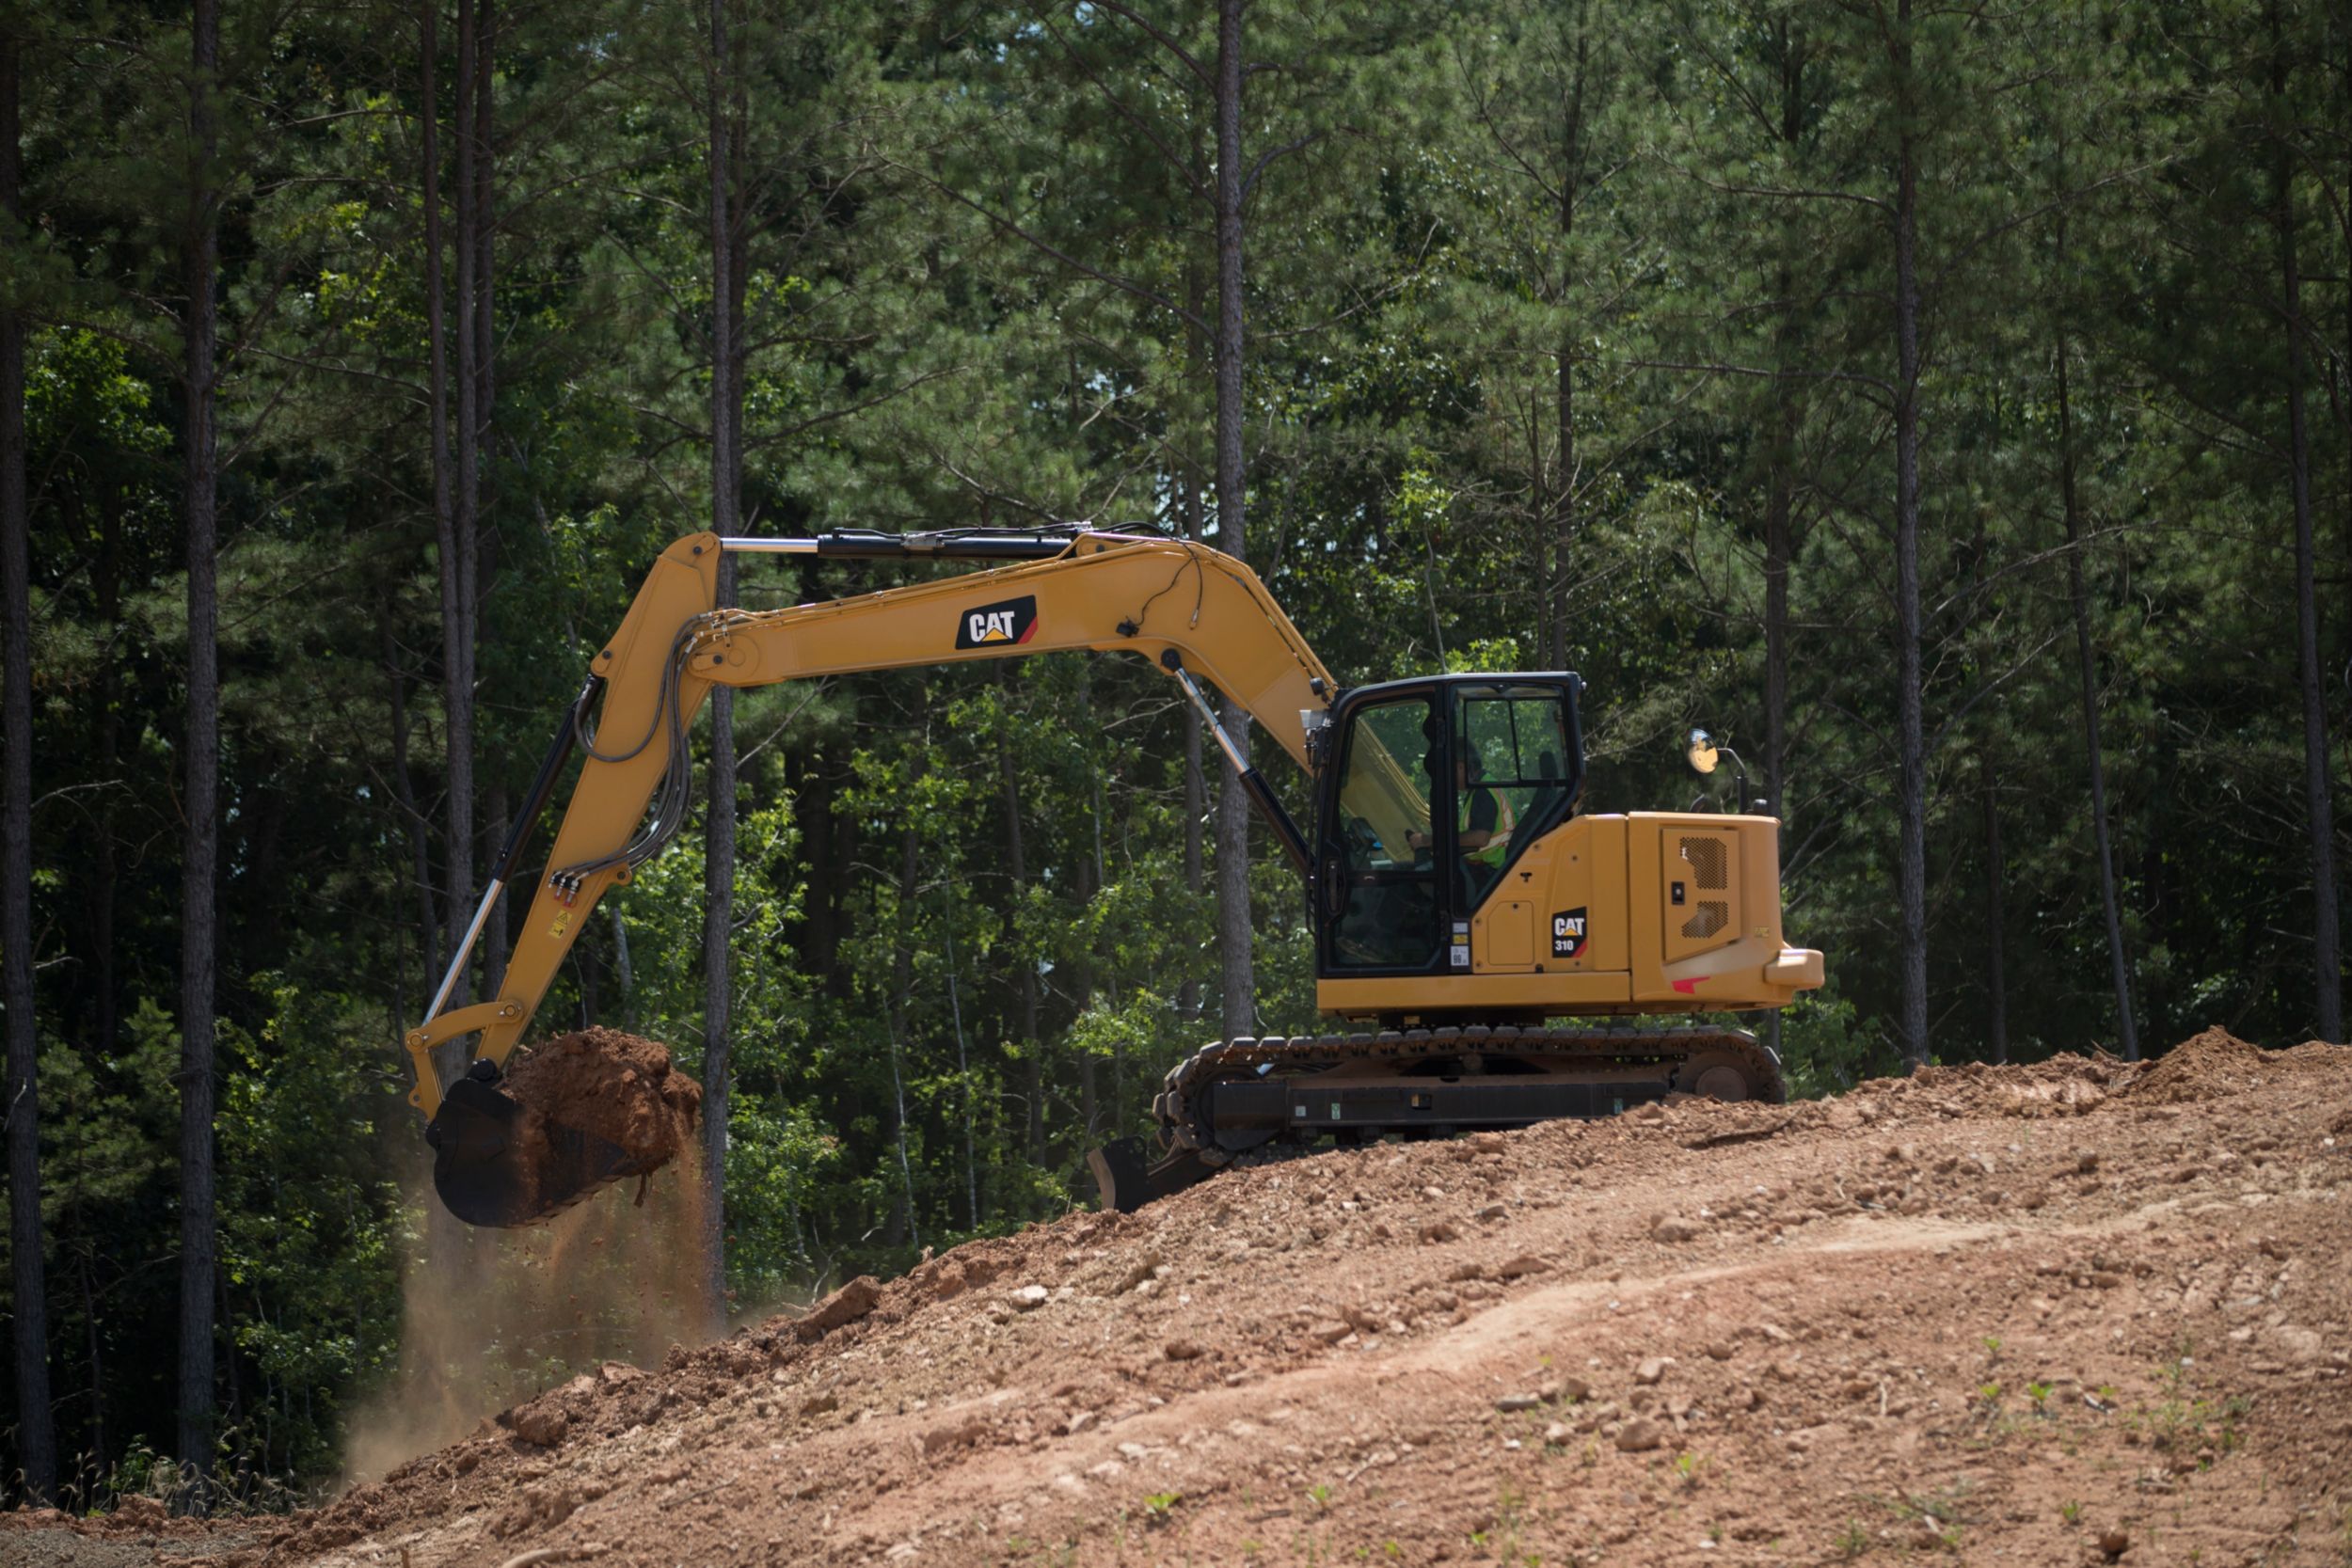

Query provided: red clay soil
[15,1028,2351,1567]
[501,1028,702,1171]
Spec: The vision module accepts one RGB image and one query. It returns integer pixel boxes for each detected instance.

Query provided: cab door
[1451,682,1583,969]
[1318,689,1446,975]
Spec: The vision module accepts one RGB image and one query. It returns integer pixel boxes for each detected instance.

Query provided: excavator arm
[405,530,1335,1149]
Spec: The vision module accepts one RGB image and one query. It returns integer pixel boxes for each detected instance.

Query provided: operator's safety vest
[1459,785,1516,867]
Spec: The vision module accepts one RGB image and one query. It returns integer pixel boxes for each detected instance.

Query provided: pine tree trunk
[942,914,977,1227]
[1761,431,1790,1077]
[882,818,920,1249]
[2274,38,2343,1042]
[1762,18,1804,826]
[177,0,223,1501]
[700,628,734,1318]
[698,0,740,1333]
[385,624,440,983]
[998,723,1043,1166]
[1549,325,1574,670]
[1758,26,1805,1069]
[481,784,506,998]
[91,483,121,1056]
[472,0,494,482]
[444,0,480,993]
[577,934,598,1027]
[1980,752,2008,1065]
[1762,305,1799,817]
[1079,747,1104,1141]
[1212,0,1253,1038]
[609,905,635,1031]
[77,1252,103,1483]
[1547,9,1587,671]
[1763,418,1793,819]
[418,0,453,993]
[1891,0,1931,1072]
[1,21,57,1504]
[1177,276,1207,1027]
[2056,324,2138,1060]
[468,1,496,907]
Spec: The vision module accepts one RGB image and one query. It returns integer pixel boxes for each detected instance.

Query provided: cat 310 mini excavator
[403,528,1824,1227]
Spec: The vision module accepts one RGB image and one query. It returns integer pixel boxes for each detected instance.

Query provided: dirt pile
[20,1025,2350,1567]
[501,1027,703,1173]
[2128,1025,2300,1104]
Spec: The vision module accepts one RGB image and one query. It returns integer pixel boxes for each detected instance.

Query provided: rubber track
[1151,1024,1785,1155]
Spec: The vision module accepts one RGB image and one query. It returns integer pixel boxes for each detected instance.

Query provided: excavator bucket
[426,1069,645,1228]
[1087,1135,1222,1213]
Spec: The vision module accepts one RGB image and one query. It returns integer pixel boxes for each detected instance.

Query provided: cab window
[1327,694,1441,971]
[1453,687,1576,906]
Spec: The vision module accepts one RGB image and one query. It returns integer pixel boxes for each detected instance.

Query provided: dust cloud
[342,1152,714,1484]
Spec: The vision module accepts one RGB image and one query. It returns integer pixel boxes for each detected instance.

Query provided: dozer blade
[426,1072,643,1227]
[1087,1136,1222,1213]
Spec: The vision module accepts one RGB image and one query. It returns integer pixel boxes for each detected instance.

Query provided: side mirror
[1686,728,1720,776]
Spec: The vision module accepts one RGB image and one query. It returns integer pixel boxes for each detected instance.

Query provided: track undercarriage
[1087,1023,1783,1212]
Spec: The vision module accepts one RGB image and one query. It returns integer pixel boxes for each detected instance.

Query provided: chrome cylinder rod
[1169,664,1249,775]
[423,877,505,1025]
[719,531,1078,561]
[1165,658,1310,873]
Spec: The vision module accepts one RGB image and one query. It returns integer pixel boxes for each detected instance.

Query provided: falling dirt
[336,1158,714,1489]
[337,1047,715,1490]
[16,1027,2351,1567]
[501,1027,704,1172]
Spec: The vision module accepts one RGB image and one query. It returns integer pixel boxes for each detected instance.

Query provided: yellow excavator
[404,529,1824,1227]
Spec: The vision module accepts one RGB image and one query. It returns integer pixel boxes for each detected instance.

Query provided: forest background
[1,0,2345,1512]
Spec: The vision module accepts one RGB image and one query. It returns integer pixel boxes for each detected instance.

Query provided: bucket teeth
[1085,1136,1220,1212]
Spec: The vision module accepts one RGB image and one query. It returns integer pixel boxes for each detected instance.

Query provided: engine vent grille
[1682,901,1730,940]
[1679,835,1728,889]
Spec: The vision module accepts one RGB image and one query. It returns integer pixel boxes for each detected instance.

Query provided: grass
[1469,1482,1539,1566]
[1900,1479,1976,1526]
[1837,1478,1977,1554]
[2135,1353,2251,1465]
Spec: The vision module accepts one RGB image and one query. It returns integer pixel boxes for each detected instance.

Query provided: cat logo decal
[1550,907,1589,959]
[954,594,1040,651]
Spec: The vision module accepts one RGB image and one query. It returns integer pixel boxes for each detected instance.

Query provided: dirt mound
[1909,1050,2132,1117]
[2129,1023,2285,1103]
[69,1038,2352,1567]
[502,1026,702,1169]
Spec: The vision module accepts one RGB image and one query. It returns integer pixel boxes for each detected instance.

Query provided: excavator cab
[1314,675,1584,981]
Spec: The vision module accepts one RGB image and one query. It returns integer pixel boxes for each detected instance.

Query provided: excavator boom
[407,527,1822,1227]
[409,530,1339,1223]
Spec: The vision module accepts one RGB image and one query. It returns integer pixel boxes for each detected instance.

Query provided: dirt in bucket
[501,1026,704,1171]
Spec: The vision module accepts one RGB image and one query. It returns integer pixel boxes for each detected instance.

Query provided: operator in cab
[1407,751,1513,891]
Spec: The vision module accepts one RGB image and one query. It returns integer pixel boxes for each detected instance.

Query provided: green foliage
[2,0,2344,1509]
[1779,987,1893,1099]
